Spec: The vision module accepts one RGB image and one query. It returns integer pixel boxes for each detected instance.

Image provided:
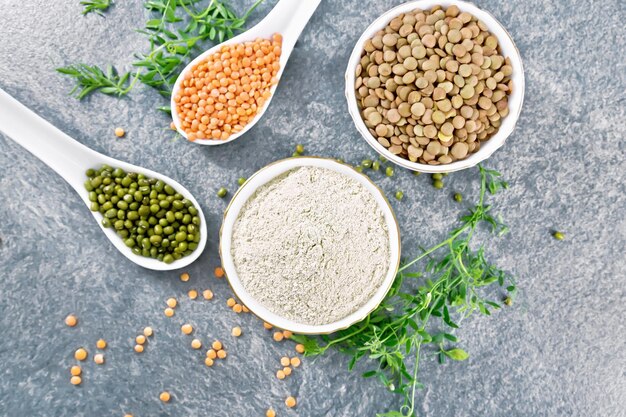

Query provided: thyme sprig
[292,165,517,417]
[55,64,137,99]
[58,0,263,106]
[80,0,112,16]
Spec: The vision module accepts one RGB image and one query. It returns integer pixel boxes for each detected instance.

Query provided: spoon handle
[0,89,101,194]
[257,0,322,53]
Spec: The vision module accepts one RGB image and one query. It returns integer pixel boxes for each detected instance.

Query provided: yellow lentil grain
[231,326,242,337]
[263,322,273,330]
[282,330,293,339]
[136,335,146,345]
[75,348,88,361]
[65,314,78,327]
[207,349,217,359]
[212,340,223,351]
[94,353,105,365]
[283,366,292,376]
[166,297,177,308]
[202,289,213,300]
[180,272,190,282]
[226,298,236,307]
[290,357,301,368]
[134,344,144,353]
[205,357,214,367]
[144,327,154,337]
[295,344,305,354]
[188,289,198,300]
[276,370,286,380]
[174,35,282,142]
[214,267,225,278]
[70,365,82,376]
[233,304,243,313]
[285,396,296,408]
[217,349,227,359]
[114,127,125,137]
[280,357,290,367]
[273,332,284,342]
[266,409,276,417]
[159,391,171,403]
[70,376,82,385]
[191,339,202,349]
[96,339,107,349]
[181,324,193,335]
[164,308,175,317]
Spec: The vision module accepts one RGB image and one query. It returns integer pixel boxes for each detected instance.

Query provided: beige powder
[231,166,390,325]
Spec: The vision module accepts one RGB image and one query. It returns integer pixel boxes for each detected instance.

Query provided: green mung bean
[85,165,200,264]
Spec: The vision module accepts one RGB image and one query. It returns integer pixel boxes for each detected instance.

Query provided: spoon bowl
[171,0,321,145]
[0,89,207,271]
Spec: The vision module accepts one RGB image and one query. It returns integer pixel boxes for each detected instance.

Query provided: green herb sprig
[59,0,263,108]
[80,0,112,16]
[292,165,517,417]
[55,64,137,99]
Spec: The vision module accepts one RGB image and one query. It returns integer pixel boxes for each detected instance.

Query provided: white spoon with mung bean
[0,88,207,271]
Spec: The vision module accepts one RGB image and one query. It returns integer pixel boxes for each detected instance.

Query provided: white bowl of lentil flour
[220,157,401,334]
[346,0,525,173]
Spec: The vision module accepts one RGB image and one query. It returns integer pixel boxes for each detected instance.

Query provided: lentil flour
[231,166,391,325]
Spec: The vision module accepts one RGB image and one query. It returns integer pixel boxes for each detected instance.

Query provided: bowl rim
[345,0,525,173]
[218,156,401,335]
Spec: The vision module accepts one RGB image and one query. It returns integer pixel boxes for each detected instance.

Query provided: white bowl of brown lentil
[345,0,524,173]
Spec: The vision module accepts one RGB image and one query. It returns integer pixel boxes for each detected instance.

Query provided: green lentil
[85,165,201,263]
[412,171,421,176]
[385,166,394,177]
[295,144,305,154]
[454,193,463,202]
[372,161,380,171]
[433,180,444,189]
[361,159,372,169]
[395,191,404,201]
[217,188,228,198]
[237,177,246,186]
[553,231,565,241]
[432,173,443,181]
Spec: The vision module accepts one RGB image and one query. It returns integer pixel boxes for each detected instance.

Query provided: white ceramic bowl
[345,0,525,173]
[219,157,401,334]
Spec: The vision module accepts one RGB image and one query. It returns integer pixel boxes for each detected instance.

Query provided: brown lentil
[355,6,512,165]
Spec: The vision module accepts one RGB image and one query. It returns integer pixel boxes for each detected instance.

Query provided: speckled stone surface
[0,1,625,416]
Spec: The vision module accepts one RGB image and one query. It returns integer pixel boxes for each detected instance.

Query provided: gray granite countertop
[0,1,624,416]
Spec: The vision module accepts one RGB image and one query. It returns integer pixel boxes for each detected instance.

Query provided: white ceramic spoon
[0,89,207,271]
[171,0,322,145]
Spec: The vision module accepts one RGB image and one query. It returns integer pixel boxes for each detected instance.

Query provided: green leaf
[444,348,469,361]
